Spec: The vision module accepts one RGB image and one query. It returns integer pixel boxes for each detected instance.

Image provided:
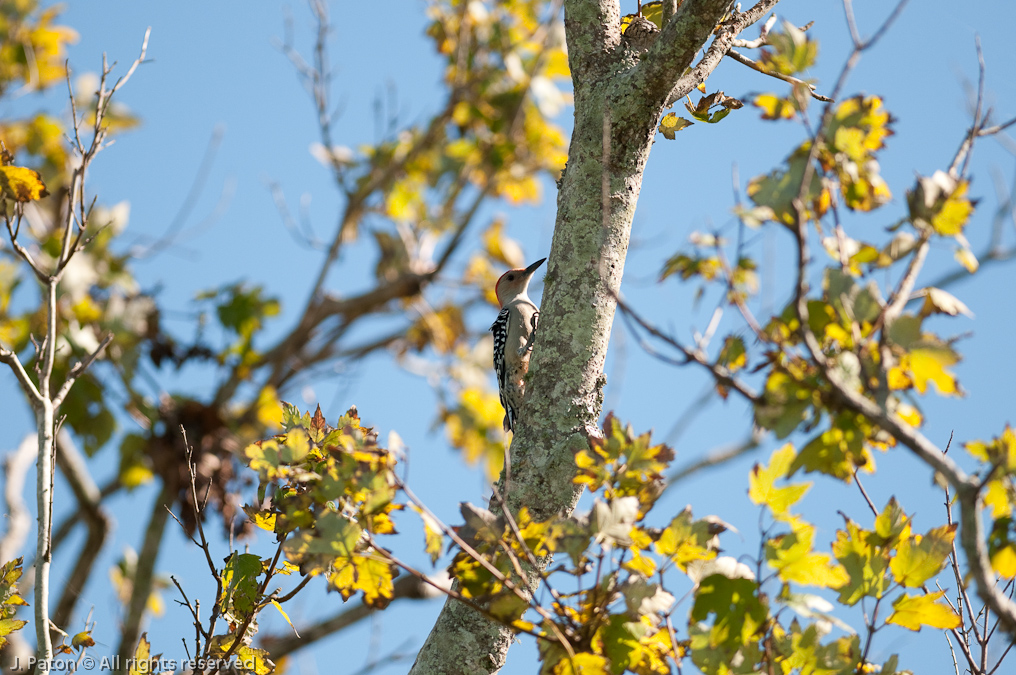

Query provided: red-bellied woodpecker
[490,257,546,433]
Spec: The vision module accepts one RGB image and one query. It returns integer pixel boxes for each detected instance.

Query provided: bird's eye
[507,274,515,281]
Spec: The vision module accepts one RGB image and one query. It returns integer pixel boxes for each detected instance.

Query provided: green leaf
[791,412,874,481]
[691,575,767,650]
[758,21,818,75]
[717,336,747,373]
[488,591,529,624]
[747,146,829,226]
[220,552,262,618]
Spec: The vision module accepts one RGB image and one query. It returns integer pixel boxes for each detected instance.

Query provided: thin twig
[852,469,878,517]
[726,49,833,101]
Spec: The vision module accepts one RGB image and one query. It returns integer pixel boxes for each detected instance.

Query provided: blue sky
[2,1,1016,673]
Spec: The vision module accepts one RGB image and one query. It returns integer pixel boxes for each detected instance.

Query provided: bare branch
[0,436,36,563]
[731,13,777,48]
[978,116,1016,137]
[3,211,48,282]
[666,432,760,487]
[726,49,833,101]
[259,574,443,660]
[52,332,113,408]
[950,37,987,178]
[51,431,110,630]
[615,294,761,403]
[0,346,43,409]
[107,28,151,97]
[664,0,783,107]
[115,483,173,662]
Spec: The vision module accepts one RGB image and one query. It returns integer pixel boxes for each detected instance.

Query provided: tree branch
[726,48,833,101]
[52,332,113,408]
[0,347,43,409]
[259,574,444,661]
[562,0,621,76]
[115,482,173,670]
[634,0,740,107]
[51,431,110,630]
[0,435,36,563]
[663,0,782,107]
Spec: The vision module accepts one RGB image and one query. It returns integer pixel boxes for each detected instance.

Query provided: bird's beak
[525,258,547,275]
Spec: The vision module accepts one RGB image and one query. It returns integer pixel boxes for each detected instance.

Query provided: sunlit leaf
[0,165,49,201]
[748,444,811,518]
[658,113,694,139]
[889,524,956,587]
[128,634,151,675]
[765,520,849,588]
[754,93,797,120]
[885,591,960,631]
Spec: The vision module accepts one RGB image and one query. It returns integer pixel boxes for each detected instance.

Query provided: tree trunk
[409,1,772,672]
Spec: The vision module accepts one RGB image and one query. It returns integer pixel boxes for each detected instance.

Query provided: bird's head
[495,257,546,308]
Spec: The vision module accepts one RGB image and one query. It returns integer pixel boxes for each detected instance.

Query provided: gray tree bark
[409,1,779,673]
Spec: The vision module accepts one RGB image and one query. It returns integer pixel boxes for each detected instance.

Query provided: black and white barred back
[490,306,513,430]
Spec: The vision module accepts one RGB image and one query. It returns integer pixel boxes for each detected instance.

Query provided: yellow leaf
[766,521,849,588]
[0,166,49,202]
[655,509,717,572]
[385,177,424,222]
[544,49,570,79]
[548,651,611,675]
[832,519,890,605]
[128,634,151,675]
[244,506,277,533]
[624,548,658,577]
[895,403,923,428]
[749,444,811,518]
[120,464,155,489]
[411,504,445,564]
[909,346,959,395]
[889,524,956,587]
[754,93,796,120]
[443,387,506,480]
[991,545,1016,578]
[658,113,693,139]
[885,590,960,631]
[235,645,275,675]
[984,479,1013,519]
[501,174,540,204]
[930,181,974,236]
[328,555,396,608]
[955,246,979,273]
[256,387,282,429]
[271,599,300,637]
